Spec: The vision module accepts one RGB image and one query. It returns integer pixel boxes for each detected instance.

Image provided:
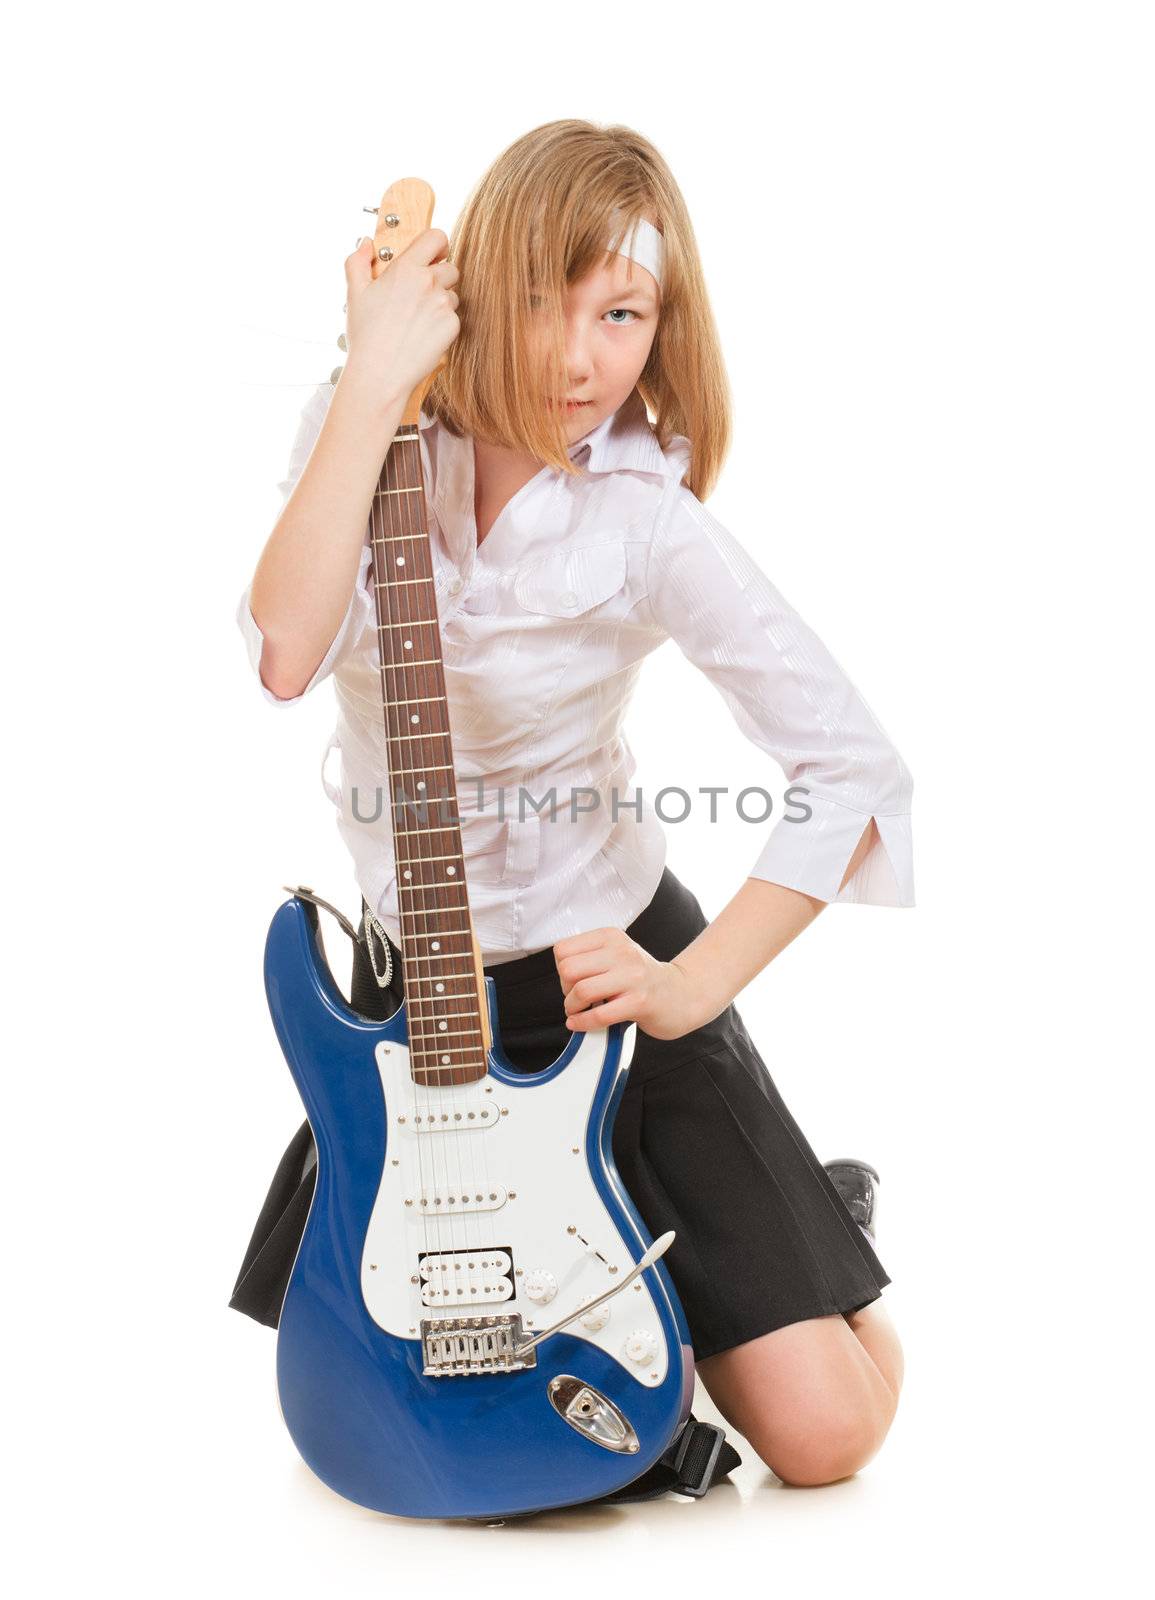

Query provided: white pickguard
[360,1026,669,1385]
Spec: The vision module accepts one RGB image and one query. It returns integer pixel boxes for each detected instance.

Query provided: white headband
[608,213,664,290]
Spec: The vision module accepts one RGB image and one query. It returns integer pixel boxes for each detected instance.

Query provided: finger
[405,226,450,266]
[344,237,374,289]
[554,930,609,963]
[557,951,614,993]
[563,972,624,1015]
[566,996,635,1030]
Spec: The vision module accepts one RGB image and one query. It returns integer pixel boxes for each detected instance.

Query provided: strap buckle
[670,1420,726,1498]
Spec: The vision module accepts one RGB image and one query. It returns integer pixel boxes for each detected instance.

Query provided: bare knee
[759,1392,899,1487]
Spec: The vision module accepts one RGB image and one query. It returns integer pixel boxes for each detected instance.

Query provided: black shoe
[823,1158,880,1240]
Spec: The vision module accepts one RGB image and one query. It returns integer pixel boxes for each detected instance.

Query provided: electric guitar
[263,177,694,1520]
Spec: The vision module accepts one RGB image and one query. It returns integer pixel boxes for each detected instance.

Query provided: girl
[232,120,912,1490]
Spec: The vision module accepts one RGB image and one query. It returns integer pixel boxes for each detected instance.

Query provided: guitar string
[416,427,491,1327]
[385,431,448,1319]
[393,430,454,1323]
[374,437,438,1311]
[410,426,493,1328]
[389,427,483,1328]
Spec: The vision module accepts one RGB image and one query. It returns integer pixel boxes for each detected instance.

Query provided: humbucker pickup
[418,1246,515,1308]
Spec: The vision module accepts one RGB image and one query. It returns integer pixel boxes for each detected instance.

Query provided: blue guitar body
[265,895,695,1520]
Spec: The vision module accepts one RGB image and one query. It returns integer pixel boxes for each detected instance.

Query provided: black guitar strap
[590,1415,741,1503]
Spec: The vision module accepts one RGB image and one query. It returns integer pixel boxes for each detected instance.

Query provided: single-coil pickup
[418,1247,514,1308]
[410,1103,500,1133]
[408,1185,508,1214]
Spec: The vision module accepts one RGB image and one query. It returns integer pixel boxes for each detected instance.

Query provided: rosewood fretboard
[370,423,489,1087]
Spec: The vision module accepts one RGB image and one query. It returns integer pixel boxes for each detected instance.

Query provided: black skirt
[230,865,890,1362]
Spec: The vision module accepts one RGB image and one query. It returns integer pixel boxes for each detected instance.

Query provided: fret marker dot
[396,556,405,566]
[417,781,426,790]
[431,940,440,950]
[446,866,456,875]
[439,1021,448,1031]
[410,713,419,724]
[441,1054,450,1064]
[403,870,412,880]
[435,982,444,992]
[403,640,413,650]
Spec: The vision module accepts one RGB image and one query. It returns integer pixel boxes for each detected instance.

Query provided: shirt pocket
[512,541,629,619]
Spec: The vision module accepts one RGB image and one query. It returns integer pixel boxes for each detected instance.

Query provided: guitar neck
[370,419,489,1083]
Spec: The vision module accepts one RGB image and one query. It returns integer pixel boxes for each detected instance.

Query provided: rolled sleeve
[236,381,373,706]
[236,539,374,706]
[644,488,915,907]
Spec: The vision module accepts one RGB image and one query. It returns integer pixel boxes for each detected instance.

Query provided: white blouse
[237,383,914,962]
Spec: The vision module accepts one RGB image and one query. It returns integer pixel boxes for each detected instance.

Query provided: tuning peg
[330,364,344,384]
[337,332,347,351]
[362,205,379,214]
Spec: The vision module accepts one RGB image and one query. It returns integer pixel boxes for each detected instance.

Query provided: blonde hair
[423,119,732,500]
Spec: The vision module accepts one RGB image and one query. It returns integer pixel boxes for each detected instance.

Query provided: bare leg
[842,1297,904,1400]
[696,1302,903,1486]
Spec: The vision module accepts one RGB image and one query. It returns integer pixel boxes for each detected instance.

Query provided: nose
[562,314,594,384]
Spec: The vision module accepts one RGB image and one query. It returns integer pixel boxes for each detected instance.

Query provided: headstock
[332,176,447,426]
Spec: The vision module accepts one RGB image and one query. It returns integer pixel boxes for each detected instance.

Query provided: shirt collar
[566,389,679,479]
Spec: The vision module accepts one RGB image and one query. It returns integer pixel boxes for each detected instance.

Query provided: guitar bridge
[421,1313,538,1377]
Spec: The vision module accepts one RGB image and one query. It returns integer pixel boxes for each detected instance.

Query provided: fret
[387,730,452,744]
[408,1035,485,1051]
[408,1026,485,1040]
[391,825,461,838]
[374,486,423,497]
[373,534,429,546]
[407,1008,483,1023]
[407,1078,488,1090]
[399,927,474,939]
[374,576,437,588]
[408,1068,488,1079]
[404,995,479,1010]
[409,1063,485,1078]
[378,618,440,630]
[375,656,442,668]
[394,952,474,965]
[409,1044,484,1060]
[377,692,447,707]
[391,431,420,442]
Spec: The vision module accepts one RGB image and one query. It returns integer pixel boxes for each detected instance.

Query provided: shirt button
[448,577,463,596]
[561,591,579,608]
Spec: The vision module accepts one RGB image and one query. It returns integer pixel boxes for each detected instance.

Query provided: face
[529,246,661,442]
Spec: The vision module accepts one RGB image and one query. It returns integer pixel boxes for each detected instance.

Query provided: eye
[603,308,639,325]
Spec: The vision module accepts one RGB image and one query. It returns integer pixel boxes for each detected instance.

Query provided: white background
[8,2,1151,1593]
